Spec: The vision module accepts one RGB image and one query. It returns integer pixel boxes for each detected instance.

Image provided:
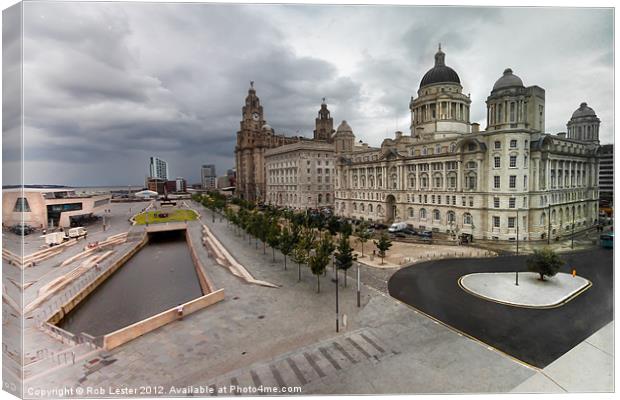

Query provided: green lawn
[134,209,198,225]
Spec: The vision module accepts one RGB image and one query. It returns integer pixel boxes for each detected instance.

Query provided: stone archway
[386,195,396,223]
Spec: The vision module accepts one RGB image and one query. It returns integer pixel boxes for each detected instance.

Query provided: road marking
[345,337,371,358]
[318,346,341,370]
[286,357,308,385]
[249,370,264,395]
[270,364,286,387]
[359,333,385,353]
[230,377,241,396]
[333,342,358,364]
[303,352,326,378]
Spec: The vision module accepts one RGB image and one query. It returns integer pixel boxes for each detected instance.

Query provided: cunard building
[333,46,601,241]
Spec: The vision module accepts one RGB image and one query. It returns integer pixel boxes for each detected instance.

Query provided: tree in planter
[335,234,354,287]
[374,233,392,265]
[356,222,372,258]
[278,227,296,270]
[308,239,330,293]
[526,248,564,281]
[266,219,281,262]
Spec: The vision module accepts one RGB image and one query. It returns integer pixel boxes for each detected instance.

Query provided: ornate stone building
[235,82,302,201]
[333,46,601,241]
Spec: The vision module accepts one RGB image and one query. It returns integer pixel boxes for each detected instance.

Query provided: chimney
[471,123,480,133]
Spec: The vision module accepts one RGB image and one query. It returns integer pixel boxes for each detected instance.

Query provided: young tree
[266,219,281,262]
[278,227,295,270]
[335,234,354,287]
[356,222,372,258]
[308,238,331,293]
[340,220,353,238]
[291,239,309,282]
[327,216,341,237]
[374,233,392,265]
[526,248,564,281]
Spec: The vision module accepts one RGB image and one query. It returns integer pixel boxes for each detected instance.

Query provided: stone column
[457,160,462,191]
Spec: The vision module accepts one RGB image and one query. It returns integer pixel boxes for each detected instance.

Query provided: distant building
[175,177,187,192]
[149,156,169,180]
[2,187,111,229]
[598,144,613,204]
[164,180,177,194]
[147,178,166,195]
[201,164,217,190]
[216,176,231,189]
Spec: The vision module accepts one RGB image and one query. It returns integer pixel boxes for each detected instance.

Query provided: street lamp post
[571,206,575,249]
[356,262,361,307]
[336,260,340,333]
[516,208,519,255]
[547,203,551,245]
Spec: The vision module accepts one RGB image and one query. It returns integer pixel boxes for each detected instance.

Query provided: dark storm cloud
[12,3,613,186]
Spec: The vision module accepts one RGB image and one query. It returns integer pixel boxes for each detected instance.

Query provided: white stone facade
[265,141,336,210]
[333,47,600,241]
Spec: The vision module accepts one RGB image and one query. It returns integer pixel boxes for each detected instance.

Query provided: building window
[435,144,441,154]
[409,208,414,218]
[509,198,516,208]
[510,139,517,148]
[433,209,440,221]
[420,208,427,219]
[14,197,31,212]
[509,175,517,189]
[463,213,473,225]
[508,217,516,228]
[494,176,500,189]
[509,155,517,168]
[494,197,500,208]
[494,157,501,168]
[493,216,500,228]
[494,141,501,149]
[469,197,474,207]
[461,196,466,206]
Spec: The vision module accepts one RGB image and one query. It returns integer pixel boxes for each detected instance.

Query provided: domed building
[332,46,601,241]
[567,102,600,143]
[409,45,471,139]
[486,68,545,132]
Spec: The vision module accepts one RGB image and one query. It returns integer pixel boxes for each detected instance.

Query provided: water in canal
[58,230,203,337]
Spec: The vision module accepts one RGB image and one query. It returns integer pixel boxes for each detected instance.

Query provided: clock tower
[241,81,265,131]
[313,98,335,142]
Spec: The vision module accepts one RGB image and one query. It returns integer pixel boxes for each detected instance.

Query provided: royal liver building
[334,46,601,241]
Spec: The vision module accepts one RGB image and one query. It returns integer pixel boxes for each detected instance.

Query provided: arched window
[420,173,429,189]
[551,209,556,223]
[353,202,357,211]
[408,207,414,218]
[447,211,455,223]
[353,176,358,188]
[408,174,416,188]
[360,176,366,188]
[318,194,322,204]
[540,212,546,226]
[391,174,398,189]
[420,208,427,220]
[466,172,477,190]
[369,176,374,188]
[433,209,441,221]
[326,193,330,203]
[435,144,441,154]
[447,172,457,188]
[422,147,428,155]
[369,204,373,213]
[463,213,473,225]
[360,203,365,212]
[450,143,457,153]
[433,173,443,188]
[377,205,383,215]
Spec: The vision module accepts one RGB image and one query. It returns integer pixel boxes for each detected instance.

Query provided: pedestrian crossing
[205,329,391,395]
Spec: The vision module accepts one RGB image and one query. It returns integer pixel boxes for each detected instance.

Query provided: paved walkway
[511,321,613,392]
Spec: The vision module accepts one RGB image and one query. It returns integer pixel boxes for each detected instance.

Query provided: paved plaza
[2,201,613,396]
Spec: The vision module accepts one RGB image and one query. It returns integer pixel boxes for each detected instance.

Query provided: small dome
[492,68,524,91]
[571,102,597,119]
[419,45,461,89]
[336,120,353,135]
[261,124,272,131]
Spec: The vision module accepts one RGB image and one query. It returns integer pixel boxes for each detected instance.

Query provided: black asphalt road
[387,248,613,368]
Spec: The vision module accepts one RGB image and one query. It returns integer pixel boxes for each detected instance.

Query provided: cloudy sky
[2,2,614,186]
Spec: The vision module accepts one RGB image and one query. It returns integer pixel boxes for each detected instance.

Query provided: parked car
[10,223,34,236]
[372,223,388,230]
[393,232,407,238]
[419,230,433,238]
[402,228,417,235]
[388,222,408,233]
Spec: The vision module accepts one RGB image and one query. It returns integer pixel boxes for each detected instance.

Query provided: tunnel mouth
[53,227,210,340]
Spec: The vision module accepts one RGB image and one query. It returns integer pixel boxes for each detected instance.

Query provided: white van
[388,222,407,233]
[67,227,88,239]
[42,232,68,246]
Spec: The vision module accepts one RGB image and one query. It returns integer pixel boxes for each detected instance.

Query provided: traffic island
[459,272,591,308]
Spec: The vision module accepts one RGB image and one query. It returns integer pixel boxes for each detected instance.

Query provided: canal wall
[102,289,225,350]
[47,233,149,325]
[185,228,215,294]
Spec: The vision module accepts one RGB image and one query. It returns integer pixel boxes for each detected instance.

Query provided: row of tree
[195,194,393,292]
